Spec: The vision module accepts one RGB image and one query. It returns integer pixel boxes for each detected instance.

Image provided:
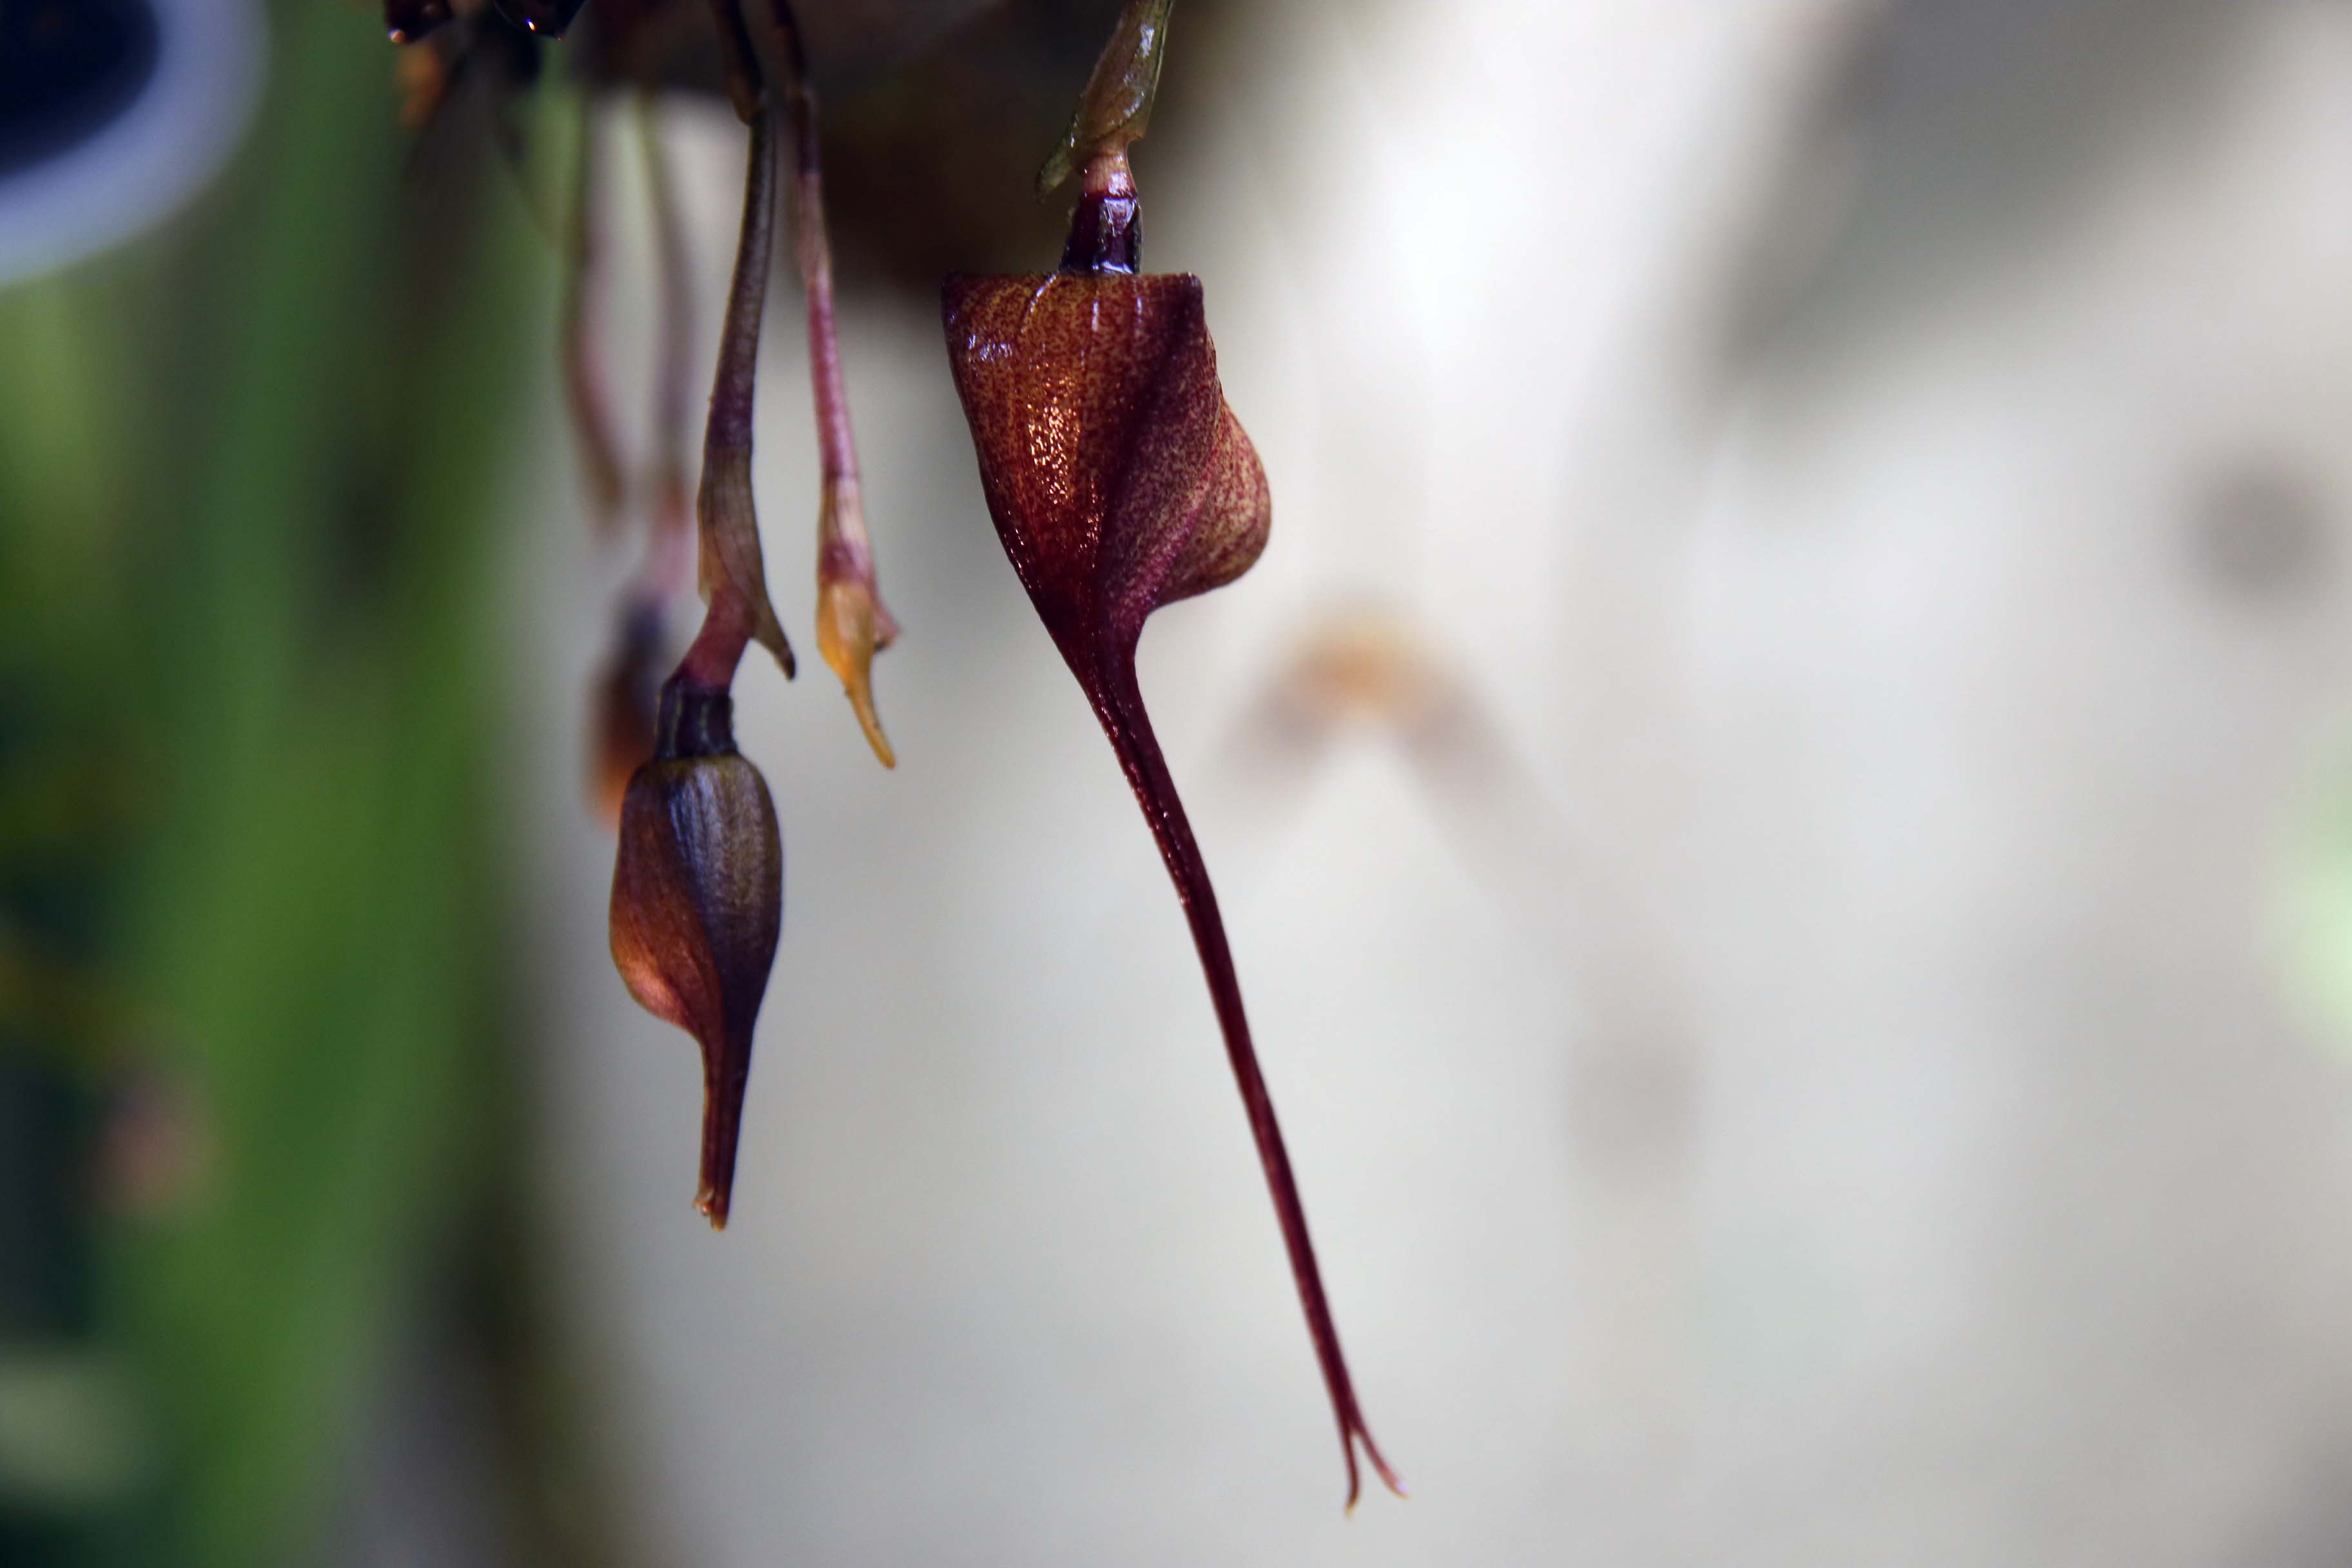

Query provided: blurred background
[8,0,2352,1563]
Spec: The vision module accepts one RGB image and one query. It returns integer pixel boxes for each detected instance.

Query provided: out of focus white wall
[500,2,2352,1563]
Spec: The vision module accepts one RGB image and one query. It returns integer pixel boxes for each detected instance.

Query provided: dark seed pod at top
[609,674,783,1228]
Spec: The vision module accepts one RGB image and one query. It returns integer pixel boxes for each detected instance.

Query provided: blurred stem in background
[0,1,606,1563]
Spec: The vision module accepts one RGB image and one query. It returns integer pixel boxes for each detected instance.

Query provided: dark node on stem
[1043,0,1156,275]
[1060,190,1140,275]
[654,672,738,761]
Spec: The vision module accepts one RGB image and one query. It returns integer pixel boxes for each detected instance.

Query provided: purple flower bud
[609,676,782,1228]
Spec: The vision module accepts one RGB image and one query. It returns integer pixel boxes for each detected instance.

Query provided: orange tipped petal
[816,571,896,769]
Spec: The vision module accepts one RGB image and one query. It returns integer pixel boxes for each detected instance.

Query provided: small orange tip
[818,577,897,768]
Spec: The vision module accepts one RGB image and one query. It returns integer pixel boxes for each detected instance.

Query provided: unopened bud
[609,675,783,1228]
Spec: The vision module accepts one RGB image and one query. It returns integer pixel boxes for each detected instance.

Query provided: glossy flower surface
[941,270,1268,678]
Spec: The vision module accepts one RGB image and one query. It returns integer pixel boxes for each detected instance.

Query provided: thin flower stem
[765,0,899,767]
[769,4,852,507]
[562,95,627,526]
[676,581,756,691]
[638,96,696,583]
[686,102,795,683]
[1094,656,1405,1512]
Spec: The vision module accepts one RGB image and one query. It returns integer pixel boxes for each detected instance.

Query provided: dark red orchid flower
[942,0,1403,1512]
[376,0,1405,1507]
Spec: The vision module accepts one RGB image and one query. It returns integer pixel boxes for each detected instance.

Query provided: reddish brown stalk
[1092,662,1402,1511]
[1061,147,1140,275]
[676,579,756,690]
[763,0,899,767]
[690,93,796,680]
[562,96,628,527]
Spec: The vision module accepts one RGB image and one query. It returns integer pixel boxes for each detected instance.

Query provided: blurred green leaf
[0,1,545,1563]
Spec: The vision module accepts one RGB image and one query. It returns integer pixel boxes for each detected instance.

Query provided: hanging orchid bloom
[942,0,1404,1511]
[371,0,1404,1507]
[380,0,891,1219]
[607,41,794,1227]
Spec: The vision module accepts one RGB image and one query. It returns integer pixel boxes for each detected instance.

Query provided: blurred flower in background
[9,1,2352,1565]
